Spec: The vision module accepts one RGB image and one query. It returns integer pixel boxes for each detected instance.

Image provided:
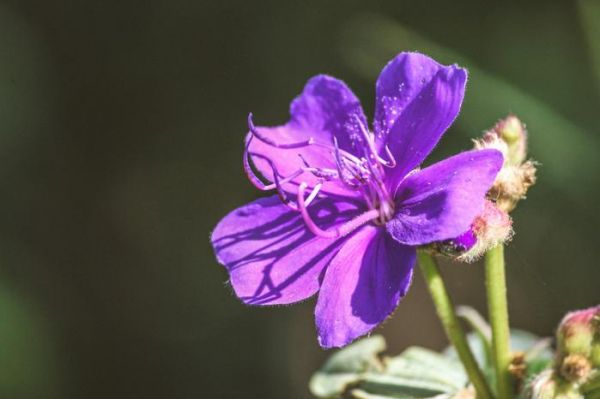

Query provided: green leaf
[321,335,386,373]
[350,389,402,399]
[389,347,467,388]
[350,388,452,399]
[309,335,386,398]
[358,373,454,398]
[310,339,469,398]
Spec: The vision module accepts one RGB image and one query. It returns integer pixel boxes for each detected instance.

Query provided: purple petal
[315,226,415,348]
[211,195,363,305]
[386,149,503,245]
[247,75,368,197]
[373,52,467,185]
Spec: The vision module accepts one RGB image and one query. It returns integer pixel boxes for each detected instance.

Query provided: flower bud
[495,114,527,165]
[557,306,600,358]
[560,354,592,383]
[429,200,513,262]
[509,351,527,382]
[527,370,583,399]
[592,312,600,367]
[474,115,537,212]
[456,200,513,262]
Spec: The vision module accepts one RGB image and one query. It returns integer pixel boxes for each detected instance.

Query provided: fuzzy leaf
[358,373,455,398]
[350,388,452,399]
[310,335,386,398]
[388,347,467,389]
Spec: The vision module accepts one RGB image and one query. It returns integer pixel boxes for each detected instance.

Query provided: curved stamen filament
[332,137,360,188]
[297,182,380,239]
[243,142,298,209]
[248,113,314,148]
[355,115,378,159]
[382,145,397,168]
[303,181,322,207]
[249,113,365,169]
[247,112,396,222]
[297,154,338,180]
[355,115,397,168]
[243,137,302,189]
[365,155,391,203]
[244,151,303,192]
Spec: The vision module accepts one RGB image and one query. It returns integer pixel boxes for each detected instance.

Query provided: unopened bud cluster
[474,115,537,213]
[527,305,600,399]
[528,370,583,399]
[557,306,600,371]
[430,116,536,262]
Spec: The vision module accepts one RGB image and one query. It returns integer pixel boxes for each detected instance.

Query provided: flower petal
[315,226,415,348]
[211,195,363,305]
[374,52,467,185]
[248,75,368,197]
[386,149,503,245]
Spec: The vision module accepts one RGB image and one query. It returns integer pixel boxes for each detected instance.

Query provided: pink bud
[430,200,513,262]
[456,200,513,262]
[557,306,600,358]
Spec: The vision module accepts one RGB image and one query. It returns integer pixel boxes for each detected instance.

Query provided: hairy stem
[418,251,494,399]
[485,244,512,399]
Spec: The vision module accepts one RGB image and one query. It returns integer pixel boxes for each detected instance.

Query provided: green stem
[485,244,512,399]
[417,251,494,399]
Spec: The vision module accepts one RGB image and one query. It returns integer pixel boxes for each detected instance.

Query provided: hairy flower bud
[429,200,513,262]
[560,354,592,383]
[495,114,527,165]
[474,115,537,212]
[527,370,583,399]
[557,306,600,358]
[592,313,600,367]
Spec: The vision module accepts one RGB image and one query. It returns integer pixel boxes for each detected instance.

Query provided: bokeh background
[0,0,599,398]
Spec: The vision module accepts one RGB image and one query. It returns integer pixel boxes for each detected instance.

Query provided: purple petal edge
[374,52,468,187]
[315,226,415,348]
[211,195,363,305]
[386,149,503,246]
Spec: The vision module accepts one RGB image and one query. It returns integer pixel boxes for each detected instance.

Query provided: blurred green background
[0,0,598,398]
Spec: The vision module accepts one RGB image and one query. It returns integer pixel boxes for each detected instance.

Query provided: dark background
[0,0,598,398]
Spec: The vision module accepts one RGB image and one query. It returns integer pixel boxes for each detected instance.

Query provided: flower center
[245,113,397,238]
[372,196,395,226]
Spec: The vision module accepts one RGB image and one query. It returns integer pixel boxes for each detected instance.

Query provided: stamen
[243,137,302,190]
[303,181,322,206]
[382,145,397,168]
[297,154,338,180]
[248,113,314,149]
[355,115,377,159]
[332,137,360,188]
[243,142,299,210]
[270,162,298,210]
[354,115,397,168]
[297,182,380,238]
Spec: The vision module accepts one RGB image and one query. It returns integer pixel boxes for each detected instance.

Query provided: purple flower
[211,52,503,348]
